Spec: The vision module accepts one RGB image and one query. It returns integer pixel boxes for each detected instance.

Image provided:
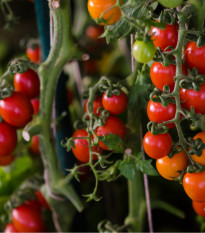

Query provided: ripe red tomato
[0,92,33,128]
[12,202,45,232]
[26,45,41,63]
[192,200,205,217]
[183,170,205,202]
[31,98,39,115]
[29,135,40,155]
[87,0,122,25]
[102,90,128,115]
[84,96,103,117]
[14,69,40,99]
[0,154,15,166]
[185,41,205,75]
[150,62,188,92]
[191,132,205,166]
[156,150,189,180]
[180,82,205,114]
[72,129,102,163]
[35,190,50,210]
[4,223,19,233]
[95,115,126,150]
[86,25,105,42]
[143,131,172,159]
[147,99,176,128]
[151,23,178,51]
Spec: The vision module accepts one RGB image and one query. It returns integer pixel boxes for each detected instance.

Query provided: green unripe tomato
[132,40,156,63]
[158,0,183,8]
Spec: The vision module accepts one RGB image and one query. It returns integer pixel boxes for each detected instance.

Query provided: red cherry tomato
[12,202,45,232]
[84,96,103,117]
[87,0,122,25]
[150,62,187,92]
[183,170,205,202]
[72,129,102,163]
[0,122,17,156]
[143,131,172,159]
[151,23,178,51]
[31,98,39,115]
[35,190,50,210]
[0,154,15,166]
[147,99,176,128]
[102,90,128,115]
[0,92,33,128]
[156,150,189,180]
[86,25,105,42]
[4,223,19,233]
[192,200,205,217]
[180,82,205,115]
[191,132,205,166]
[26,45,41,63]
[14,69,40,99]
[185,41,205,75]
[24,200,42,212]
[95,115,126,150]
[29,135,40,156]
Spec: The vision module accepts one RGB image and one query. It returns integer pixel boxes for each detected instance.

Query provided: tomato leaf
[118,158,135,180]
[101,133,125,153]
[135,159,158,176]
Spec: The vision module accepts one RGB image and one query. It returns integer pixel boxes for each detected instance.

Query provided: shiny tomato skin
[180,82,205,115]
[29,135,40,156]
[0,92,33,128]
[147,100,176,128]
[192,200,205,217]
[151,23,178,51]
[4,223,19,233]
[0,122,17,156]
[12,202,45,232]
[72,129,102,163]
[150,62,187,92]
[26,45,41,63]
[0,154,15,166]
[143,131,172,159]
[87,0,122,25]
[183,170,205,202]
[95,115,126,150]
[31,98,39,115]
[35,190,50,210]
[102,90,127,115]
[156,150,189,180]
[84,96,103,117]
[185,41,205,75]
[14,69,40,99]
[191,132,205,166]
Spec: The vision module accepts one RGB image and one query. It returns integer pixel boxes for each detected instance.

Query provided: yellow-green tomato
[158,0,183,8]
[132,40,156,63]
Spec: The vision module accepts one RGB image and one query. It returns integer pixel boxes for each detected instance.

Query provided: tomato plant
[157,0,183,8]
[84,96,103,117]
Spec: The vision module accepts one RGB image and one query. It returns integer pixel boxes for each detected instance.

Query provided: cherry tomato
[192,200,205,217]
[183,170,205,202]
[84,96,103,117]
[86,25,105,42]
[157,0,183,8]
[191,132,205,166]
[31,98,39,115]
[87,0,122,25]
[29,135,40,156]
[72,129,102,163]
[4,223,19,233]
[24,200,42,212]
[26,45,41,63]
[102,90,127,115]
[0,92,33,128]
[185,41,205,75]
[14,69,40,99]
[143,131,172,159]
[132,40,156,63]
[180,82,205,115]
[12,202,45,232]
[0,154,15,166]
[95,115,126,150]
[156,150,189,180]
[150,62,188,92]
[151,23,178,51]
[35,190,50,210]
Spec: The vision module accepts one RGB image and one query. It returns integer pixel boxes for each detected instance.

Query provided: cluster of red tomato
[4,190,49,233]
[71,90,127,163]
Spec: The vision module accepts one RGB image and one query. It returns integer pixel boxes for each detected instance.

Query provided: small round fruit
[26,45,41,63]
[143,131,172,159]
[4,223,19,233]
[191,132,205,166]
[102,90,127,115]
[30,135,40,156]
[132,40,156,63]
[192,200,205,217]
[35,190,50,210]
[84,96,103,117]
[156,150,189,180]
[31,98,39,115]
[158,0,183,8]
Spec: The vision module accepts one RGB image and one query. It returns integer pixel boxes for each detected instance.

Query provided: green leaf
[135,159,158,176]
[118,158,135,180]
[101,133,125,153]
